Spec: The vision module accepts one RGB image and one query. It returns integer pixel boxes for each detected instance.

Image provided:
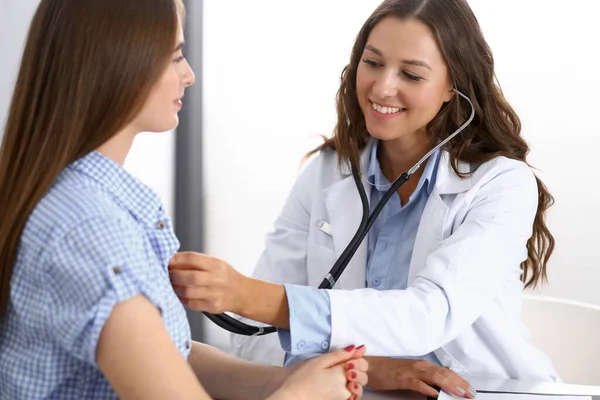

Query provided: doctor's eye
[362,58,382,68]
[403,72,423,82]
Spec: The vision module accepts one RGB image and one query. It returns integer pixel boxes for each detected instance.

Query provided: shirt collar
[366,138,440,195]
[68,151,163,226]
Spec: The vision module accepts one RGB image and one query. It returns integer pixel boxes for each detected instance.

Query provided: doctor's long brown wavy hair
[0,0,185,318]
[309,0,554,289]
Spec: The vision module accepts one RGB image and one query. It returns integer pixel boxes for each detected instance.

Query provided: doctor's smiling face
[355,16,454,147]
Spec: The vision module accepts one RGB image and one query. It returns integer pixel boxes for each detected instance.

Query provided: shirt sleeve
[43,215,166,366]
[278,284,332,355]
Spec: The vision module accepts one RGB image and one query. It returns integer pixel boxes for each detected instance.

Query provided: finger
[346,370,368,387]
[180,298,203,308]
[169,270,210,286]
[440,370,476,398]
[347,380,363,398]
[404,378,439,398]
[180,298,216,312]
[316,346,358,369]
[177,290,221,309]
[172,284,212,300]
[352,344,366,359]
[329,366,352,400]
[345,357,368,374]
[340,387,352,399]
[424,367,474,398]
[169,252,213,270]
[429,372,464,398]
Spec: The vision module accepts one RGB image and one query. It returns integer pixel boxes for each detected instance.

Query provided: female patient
[0,0,367,399]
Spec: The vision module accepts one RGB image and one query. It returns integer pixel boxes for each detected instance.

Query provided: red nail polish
[356,344,365,350]
[344,345,355,352]
[346,362,354,370]
[354,383,359,390]
[351,371,357,379]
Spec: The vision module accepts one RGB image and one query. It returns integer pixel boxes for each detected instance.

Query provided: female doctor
[169,0,560,395]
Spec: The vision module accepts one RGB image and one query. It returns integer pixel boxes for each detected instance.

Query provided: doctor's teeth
[372,102,402,114]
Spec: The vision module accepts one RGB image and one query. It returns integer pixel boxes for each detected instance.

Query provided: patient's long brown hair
[0,0,185,318]
[309,0,554,289]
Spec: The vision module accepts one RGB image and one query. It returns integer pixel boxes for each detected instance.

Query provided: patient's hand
[365,357,476,398]
[272,345,369,400]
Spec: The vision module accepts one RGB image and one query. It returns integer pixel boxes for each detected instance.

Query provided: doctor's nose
[372,69,400,99]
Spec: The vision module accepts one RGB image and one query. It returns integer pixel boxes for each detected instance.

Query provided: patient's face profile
[131,18,195,134]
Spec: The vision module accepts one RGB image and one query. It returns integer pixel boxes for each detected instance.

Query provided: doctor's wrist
[230,274,253,315]
[232,277,290,329]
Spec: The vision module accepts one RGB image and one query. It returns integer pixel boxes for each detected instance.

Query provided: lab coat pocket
[312,218,335,247]
[306,240,336,286]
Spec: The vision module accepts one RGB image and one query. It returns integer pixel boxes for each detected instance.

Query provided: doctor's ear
[443,88,456,103]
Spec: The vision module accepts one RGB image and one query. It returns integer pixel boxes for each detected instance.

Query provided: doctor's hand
[168,252,247,314]
[366,357,476,398]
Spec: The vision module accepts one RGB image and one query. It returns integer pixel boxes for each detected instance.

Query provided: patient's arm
[97,295,211,400]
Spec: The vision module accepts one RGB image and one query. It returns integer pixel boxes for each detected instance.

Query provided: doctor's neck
[377,131,434,179]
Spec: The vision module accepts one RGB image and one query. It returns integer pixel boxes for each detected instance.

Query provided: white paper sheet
[439,392,592,400]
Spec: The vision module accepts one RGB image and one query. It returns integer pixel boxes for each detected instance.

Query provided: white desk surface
[363,389,424,400]
[363,378,600,400]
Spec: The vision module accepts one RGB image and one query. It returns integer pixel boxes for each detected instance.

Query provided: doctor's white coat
[231,140,558,381]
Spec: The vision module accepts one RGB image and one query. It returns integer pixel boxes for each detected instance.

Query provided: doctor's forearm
[235,277,291,329]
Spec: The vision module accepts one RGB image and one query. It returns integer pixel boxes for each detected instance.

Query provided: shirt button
[156,221,165,229]
[185,340,190,349]
[112,266,122,274]
[321,341,329,350]
[372,278,381,286]
[297,340,306,350]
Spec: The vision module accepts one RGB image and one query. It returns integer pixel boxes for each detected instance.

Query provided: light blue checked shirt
[280,140,441,366]
[0,151,191,399]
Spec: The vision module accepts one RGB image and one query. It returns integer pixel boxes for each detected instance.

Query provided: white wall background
[468,0,600,304]
[202,0,600,350]
[0,0,37,136]
[125,132,175,219]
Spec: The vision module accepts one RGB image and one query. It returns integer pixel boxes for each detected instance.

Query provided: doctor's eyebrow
[173,42,185,51]
[364,45,383,56]
[364,44,432,70]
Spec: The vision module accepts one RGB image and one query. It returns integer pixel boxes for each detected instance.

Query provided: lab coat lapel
[408,191,449,285]
[408,151,472,284]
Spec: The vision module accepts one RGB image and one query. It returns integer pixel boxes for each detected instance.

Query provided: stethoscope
[203,86,475,336]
